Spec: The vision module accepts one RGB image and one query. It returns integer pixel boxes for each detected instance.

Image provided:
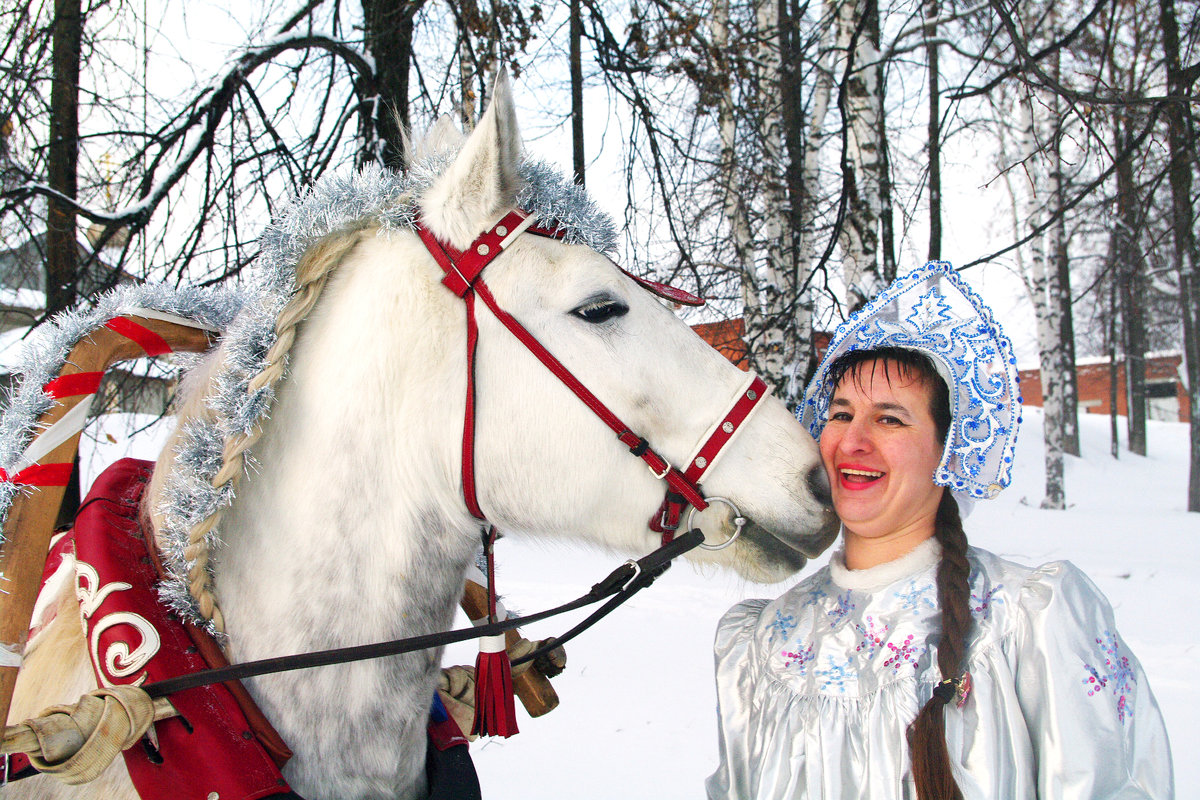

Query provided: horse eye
[572,298,629,323]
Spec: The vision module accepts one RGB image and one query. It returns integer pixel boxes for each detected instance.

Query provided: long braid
[907,491,972,800]
[829,347,976,798]
[179,230,365,631]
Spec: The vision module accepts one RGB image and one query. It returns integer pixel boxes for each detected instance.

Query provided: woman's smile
[835,462,886,489]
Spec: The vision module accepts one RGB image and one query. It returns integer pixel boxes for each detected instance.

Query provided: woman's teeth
[842,468,883,482]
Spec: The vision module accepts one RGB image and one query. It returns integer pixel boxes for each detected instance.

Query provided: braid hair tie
[932,673,972,708]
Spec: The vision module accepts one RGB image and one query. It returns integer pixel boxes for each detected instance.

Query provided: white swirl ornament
[90,612,161,681]
[75,560,161,684]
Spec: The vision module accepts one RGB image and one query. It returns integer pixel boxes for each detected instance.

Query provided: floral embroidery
[883,634,925,673]
[893,579,936,615]
[971,583,1004,621]
[815,655,856,693]
[1083,631,1137,724]
[854,616,890,659]
[782,640,816,674]
[826,591,856,629]
[768,610,797,644]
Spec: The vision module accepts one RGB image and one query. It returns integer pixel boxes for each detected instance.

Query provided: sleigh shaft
[0,317,214,728]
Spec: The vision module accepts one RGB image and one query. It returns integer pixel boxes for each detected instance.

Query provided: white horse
[7,74,834,800]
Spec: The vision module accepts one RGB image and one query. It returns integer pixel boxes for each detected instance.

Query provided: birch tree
[1158,0,1200,511]
[833,0,886,310]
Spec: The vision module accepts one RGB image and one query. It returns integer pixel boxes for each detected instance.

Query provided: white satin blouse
[707,539,1173,799]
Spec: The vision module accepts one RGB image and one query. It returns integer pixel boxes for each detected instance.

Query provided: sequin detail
[802,586,830,608]
[1083,631,1136,724]
[782,641,816,674]
[883,634,925,673]
[893,580,936,615]
[815,656,857,693]
[826,591,856,629]
[971,583,1004,620]
[768,610,797,644]
[854,616,890,659]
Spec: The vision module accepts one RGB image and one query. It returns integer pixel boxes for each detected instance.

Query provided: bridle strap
[471,280,708,513]
[682,374,767,485]
[652,374,767,535]
[462,289,484,520]
[415,210,769,543]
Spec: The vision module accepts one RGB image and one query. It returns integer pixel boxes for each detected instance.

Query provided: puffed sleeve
[1012,561,1173,798]
[707,599,769,800]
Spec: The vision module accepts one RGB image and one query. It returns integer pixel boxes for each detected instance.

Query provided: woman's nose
[839,419,872,452]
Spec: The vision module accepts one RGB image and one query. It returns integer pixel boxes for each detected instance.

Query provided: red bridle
[414,208,768,547]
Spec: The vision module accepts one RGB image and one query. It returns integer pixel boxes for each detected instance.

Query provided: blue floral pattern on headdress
[798,261,1021,500]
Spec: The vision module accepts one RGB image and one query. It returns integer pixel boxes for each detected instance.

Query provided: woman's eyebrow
[873,401,914,416]
[829,396,912,414]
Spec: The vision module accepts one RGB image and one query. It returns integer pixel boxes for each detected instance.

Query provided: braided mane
[152,153,617,633]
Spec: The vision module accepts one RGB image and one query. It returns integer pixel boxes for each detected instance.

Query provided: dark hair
[826,347,952,443]
[827,347,969,800]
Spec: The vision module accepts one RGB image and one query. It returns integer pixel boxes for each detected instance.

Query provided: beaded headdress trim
[798,261,1022,501]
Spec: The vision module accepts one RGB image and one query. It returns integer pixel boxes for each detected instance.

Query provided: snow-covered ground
[81,407,1197,797]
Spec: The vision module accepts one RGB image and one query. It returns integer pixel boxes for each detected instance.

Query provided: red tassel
[471,634,519,737]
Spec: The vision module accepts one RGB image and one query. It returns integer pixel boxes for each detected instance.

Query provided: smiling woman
[707,262,1174,800]
[818,350,948,569]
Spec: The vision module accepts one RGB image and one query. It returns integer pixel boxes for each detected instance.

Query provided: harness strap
[415,214,709,526]
[652,374,768,535]
[461,290,485,520]
[414,211,781,548]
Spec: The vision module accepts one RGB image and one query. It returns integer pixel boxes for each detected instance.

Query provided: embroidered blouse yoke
[706,541,1174,799]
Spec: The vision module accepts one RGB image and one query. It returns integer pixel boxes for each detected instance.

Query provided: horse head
[413,72,836,582]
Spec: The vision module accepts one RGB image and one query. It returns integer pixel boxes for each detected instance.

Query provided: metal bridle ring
[689,496,747,551]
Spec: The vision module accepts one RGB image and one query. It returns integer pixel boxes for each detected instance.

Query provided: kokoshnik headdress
[798,260,1022,503]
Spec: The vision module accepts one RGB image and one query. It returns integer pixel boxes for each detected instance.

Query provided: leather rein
[413,208,769,546]
[143,210,771,703]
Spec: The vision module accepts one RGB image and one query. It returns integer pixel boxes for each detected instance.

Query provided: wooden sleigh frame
[0,314,559,757]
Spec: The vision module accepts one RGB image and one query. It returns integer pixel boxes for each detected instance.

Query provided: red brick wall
[1017,353,1190,422]
[689,319,833,374]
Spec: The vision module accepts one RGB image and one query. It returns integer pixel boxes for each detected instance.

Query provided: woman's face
[819,360,945,561]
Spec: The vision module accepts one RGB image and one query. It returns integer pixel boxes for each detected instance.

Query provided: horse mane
[152,146,618,634]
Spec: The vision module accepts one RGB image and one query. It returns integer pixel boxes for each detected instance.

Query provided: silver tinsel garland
[1,154,616,633]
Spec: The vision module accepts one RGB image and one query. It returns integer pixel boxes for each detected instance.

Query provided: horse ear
[421,68,525,247]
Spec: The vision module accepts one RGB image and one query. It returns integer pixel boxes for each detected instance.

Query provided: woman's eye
[879,415,905,426]
[829,411,852,422]
[572,299,629,323]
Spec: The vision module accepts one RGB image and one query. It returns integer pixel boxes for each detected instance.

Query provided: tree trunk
[1021,91,1065,509]
[713,0,757,375]
[876,36,894,282]
[570,0,585,187]
[1108,244,1120,459]
[1158,0,1200,510]
[836,0,884,310]
[795,0,838,384]
[48,0,83,525]
[925,0,940,263]
[1047,42,1079,457]
[361,0,421,168]
[778,0,813,401]
[748,0,792,397]
[47,0,82,318]
[1114,115,1147,457]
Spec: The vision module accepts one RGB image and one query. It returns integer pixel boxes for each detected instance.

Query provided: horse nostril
[807,465,832,507]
